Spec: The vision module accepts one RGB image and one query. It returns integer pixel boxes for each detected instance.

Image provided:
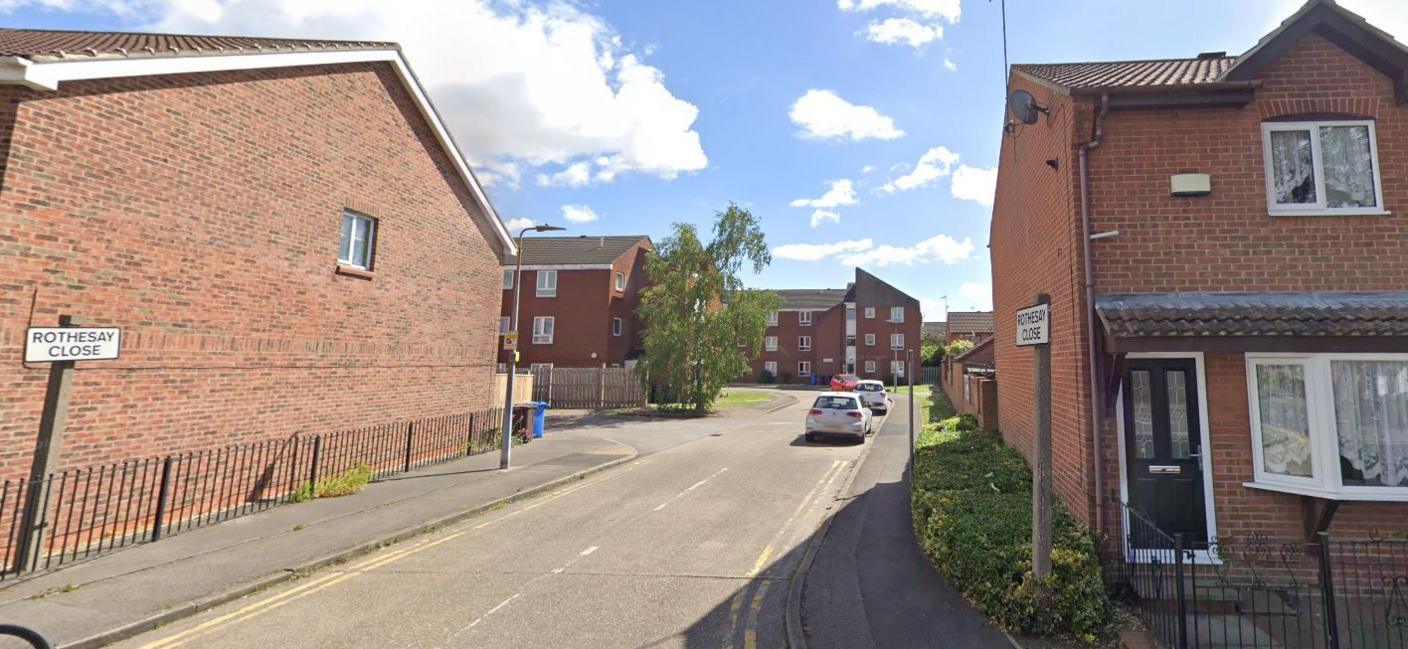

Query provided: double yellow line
[138,459,647,649]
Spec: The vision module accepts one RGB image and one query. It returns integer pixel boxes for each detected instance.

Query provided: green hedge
[911,399,1110,642]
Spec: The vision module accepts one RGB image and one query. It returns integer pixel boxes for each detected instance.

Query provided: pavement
[799,390,1013,649]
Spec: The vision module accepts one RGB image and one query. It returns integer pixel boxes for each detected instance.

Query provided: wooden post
[1032,294,1054,579]
[15,315,82,573]
[599,363,607,409]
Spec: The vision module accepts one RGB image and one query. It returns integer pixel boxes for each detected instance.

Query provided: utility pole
[500,224,565,470]
[907,348,915,477]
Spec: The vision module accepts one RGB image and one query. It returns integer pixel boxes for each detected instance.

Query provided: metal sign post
[907,348,915,478]
[1019,296,1054,579]
[16,316,120,573]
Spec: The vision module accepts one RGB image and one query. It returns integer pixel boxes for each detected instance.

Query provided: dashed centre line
[653,466,729,511]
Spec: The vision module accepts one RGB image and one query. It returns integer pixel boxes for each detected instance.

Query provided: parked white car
[854,380,890,414]
[804,392,872,443]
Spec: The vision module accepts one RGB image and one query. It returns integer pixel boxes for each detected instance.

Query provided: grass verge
[290,464,375,503]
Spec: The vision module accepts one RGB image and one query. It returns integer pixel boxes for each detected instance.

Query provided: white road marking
[441,544,601,645]
[746,460,845,578]
[653,467,729,512]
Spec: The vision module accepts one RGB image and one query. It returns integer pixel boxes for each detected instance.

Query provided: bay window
[1261,120,1385,216]
[1246,354,1408,499]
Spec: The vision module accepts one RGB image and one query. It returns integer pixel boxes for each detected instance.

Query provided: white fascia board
[513,264,613,271]
[8,49,517,256]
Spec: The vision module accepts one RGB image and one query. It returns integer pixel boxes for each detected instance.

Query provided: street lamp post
[501,224,566,470]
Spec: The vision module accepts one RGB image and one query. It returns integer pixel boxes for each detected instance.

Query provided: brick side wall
[0,64,504,477]
[500,268,610,368]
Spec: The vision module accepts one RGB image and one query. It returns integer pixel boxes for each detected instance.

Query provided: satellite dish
[1007,89,1047,125]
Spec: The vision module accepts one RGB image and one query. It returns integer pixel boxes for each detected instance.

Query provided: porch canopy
[1094,292,1408,353]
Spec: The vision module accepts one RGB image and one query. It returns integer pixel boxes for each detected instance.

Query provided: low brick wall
[940,359,998,431]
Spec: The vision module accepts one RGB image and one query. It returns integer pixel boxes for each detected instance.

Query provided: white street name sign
[25,327,122,363]
[1015,304,1050,347]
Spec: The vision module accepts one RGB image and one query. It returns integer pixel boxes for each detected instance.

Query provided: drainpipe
[1079,94,1110,536]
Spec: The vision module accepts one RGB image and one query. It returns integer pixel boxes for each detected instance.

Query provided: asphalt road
[113,391,868,649]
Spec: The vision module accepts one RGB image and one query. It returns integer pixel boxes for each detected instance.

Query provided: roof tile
[0,27,394,62]
[1012,57,1235,91]
[1096,292,1408,338]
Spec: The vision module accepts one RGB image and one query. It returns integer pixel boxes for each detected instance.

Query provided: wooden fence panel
[529,366,646,409]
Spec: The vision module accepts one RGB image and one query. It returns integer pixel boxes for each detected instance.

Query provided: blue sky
[7,0,1406,319]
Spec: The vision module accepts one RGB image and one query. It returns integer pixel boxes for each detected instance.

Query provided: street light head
[534,224,566,233]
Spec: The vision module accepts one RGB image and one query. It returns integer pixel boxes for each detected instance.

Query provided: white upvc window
[502,269,514,290]
[1246,353,1408,500]
[1261,120,1386,216]
[765,336,778,352]
[865,360,877,373]
[764,361,778,376]
[536,270,558,297]
[615,272,626,291]
[865,333,876,346]
[612,318,623,337]
[891,333,904,350]
[798,361,812,375]
[890,306,904,323]
[892,360,905,377]
[499,317,510,335]
[799,311,813,326]
[864,307,875,319]
[530,363,553,372]
[532,316,555,344]
[767,311,778,326]
[338,210,377,270]
[798,336,812,351]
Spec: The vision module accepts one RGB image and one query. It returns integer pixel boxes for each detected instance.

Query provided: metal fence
[0,409,513,581]
[921,366,942,385]
[1113,501,1408,649]
[530,366,647,409]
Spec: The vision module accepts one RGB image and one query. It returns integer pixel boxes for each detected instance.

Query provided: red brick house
[0,29,515,477]
[498,235,651,370]
[747,268,920,384]
[944,311,994,345]
[991,0,1408,560]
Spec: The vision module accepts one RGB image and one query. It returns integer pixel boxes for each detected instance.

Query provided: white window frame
[765,336,778,352]
[536,270,558,298]
[865,360,877,373]
[798,361,812,375]
[615,272,626,291]
[532,316,554,344]
[891,360,905,377]
[612,317,623,337]
[338,210,376,270]
[799,311,813,326]
[767,311,778,327]
[865,333,876,346]
[1260,120,1387,217]
[1245,353,1408,501]
[502,269,514,290]
[798,336,812,351]
[864,307,875,319]
[499,317,510,335]
[764,361,778,376]
[890,306,904,323]
[530,363,553,372]
[891,333,904,350]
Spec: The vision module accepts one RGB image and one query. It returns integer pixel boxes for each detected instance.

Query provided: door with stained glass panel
[1122,358,1208,549]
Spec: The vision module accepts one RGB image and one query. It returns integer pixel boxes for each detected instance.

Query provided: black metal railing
[1112,501,1408,649]
[0,408,519,581]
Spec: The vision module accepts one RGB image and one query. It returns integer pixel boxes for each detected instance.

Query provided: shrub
[911,394,1110,642]
[289,464,375,503]
[759,369,775,384]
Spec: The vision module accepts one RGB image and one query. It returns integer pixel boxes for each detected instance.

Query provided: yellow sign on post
[503,331,518,351]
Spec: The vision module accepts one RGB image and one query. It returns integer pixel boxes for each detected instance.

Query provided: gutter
[1078,94,1110,536]
[0,56,58,91]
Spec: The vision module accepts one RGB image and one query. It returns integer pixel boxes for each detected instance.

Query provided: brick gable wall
[0,63,503,477]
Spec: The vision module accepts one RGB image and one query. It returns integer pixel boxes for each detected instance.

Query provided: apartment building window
[1262,120,1384,216]
[502,269,514,290]
[798,361,812,375]
[615,272,626,291]
[865,333,876,346]
[532,316,554,344]
[1246,354,1408,499]
[764,361,778,376]
[535,270,558,297]
[765,336,778,352]
[799,311,812,326]
[865,360,877,373]
[864,307,875,319]
[892,360,905,377]
[891,333,904,350]
[612,318,623,336]
[767,311,778,326]
[890,306,904,323]
[847,305,856,320]
[338,210,377,270]
[530,363,553,372]
[798,336,812,351]
[846,335,856,347]
[499,317,510,335]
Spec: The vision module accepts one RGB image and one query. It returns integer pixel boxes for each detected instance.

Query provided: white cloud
[560,204,599,224]
[863,17,941,47]
[950,164,997,207]
[919,296,947,321]
[837,0,961,22]
[503,217,538,233]
[790,179,859,209]
[958,281,993,310]
[114,0,706,187]
[789,89,904,141]
[773,239,874,261]
[536,161,591,187]
[881,146,958,193]
[943,57,958,72]
[860,165,875,174]
[810,210,841,227]
[839,234,974,267]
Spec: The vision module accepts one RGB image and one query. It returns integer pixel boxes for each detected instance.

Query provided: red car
[829,373,861,392]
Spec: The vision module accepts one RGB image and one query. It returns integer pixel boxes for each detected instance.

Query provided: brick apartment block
[990,0,1408,551]
[0,29,513,477]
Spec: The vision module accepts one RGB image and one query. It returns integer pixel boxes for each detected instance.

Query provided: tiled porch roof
[1095,292,1408,338]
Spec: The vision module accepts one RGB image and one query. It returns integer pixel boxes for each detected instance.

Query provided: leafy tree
[944,339,976,358]
[920,340,943,366]
[636,204,782,412]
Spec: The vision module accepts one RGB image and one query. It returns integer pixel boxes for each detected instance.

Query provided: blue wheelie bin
[530,401,549,438]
